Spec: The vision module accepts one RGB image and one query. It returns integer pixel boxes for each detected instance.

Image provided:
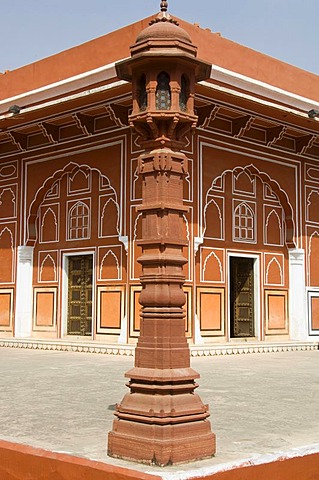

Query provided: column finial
[151,0,178,25]
[160,1,168,12]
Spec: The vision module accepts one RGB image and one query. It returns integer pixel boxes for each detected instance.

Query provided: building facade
[0,13,319,347]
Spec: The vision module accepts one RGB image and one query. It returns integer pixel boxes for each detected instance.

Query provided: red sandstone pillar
[108,146,215,466]
[108,2,215,466]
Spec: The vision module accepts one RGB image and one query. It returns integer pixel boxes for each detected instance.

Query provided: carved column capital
[288,248,305,265]
[18,245,34,263]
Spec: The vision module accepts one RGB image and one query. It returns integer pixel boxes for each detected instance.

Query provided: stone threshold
[0,337,317,356]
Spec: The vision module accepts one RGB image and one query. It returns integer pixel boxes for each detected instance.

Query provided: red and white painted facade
[0,15,319,347]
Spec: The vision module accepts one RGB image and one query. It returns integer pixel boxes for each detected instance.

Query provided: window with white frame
[234,202,255,242]
[68,201,90,240]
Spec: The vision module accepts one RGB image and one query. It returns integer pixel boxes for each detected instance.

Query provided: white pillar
[15,246,34,338]
[289,248,308,340]
[194,313,205,345]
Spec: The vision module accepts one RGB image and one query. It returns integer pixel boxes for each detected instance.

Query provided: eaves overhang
[0,58,318,126]
[0,61,119,117]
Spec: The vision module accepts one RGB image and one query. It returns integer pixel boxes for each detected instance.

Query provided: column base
[108,423,216,466]
[107,367,216,466]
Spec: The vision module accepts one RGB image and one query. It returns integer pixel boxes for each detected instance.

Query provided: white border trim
[0,80,127,121]
[0,61,120,113]
[209,64,319,113]
[199,80,319,121]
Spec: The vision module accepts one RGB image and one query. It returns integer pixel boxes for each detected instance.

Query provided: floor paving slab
[0,347,319,475]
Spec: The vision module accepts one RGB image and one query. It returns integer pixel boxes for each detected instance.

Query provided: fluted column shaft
[135,148,190,369]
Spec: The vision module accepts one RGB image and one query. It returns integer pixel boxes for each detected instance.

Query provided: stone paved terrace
[1,347,319,477]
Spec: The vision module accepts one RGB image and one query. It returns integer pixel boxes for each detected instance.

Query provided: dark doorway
[67,255,93,336]
[230,257,255,338]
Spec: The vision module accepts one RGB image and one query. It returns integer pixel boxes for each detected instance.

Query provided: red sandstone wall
[4,121,312,343]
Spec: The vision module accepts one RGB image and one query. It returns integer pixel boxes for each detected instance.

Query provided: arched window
[68,201,90,240]
[156,72,171,110]
[179,74,189,112]
[234,203,255,242]
[139,74,147,111]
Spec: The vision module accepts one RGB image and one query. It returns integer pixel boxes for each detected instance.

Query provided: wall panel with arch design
[24,140,126,338]
[197,139,294,340]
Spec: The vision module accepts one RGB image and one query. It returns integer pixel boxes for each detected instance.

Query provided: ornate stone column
[108,148,215,466]
[108,1,215,466]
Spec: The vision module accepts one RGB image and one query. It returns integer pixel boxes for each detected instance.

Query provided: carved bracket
[295,134,317,155]
[232,115,254,138]
[8,131,27,151]
[75,113,95,135]
[108,104,129,127]
[266,125,287,146]
[197,104,220,128]
[41,122,60,143]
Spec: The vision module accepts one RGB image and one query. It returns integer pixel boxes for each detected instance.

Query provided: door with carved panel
[230,257,254,338]
[67,255,93,336]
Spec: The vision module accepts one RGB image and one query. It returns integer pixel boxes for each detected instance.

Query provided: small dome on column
[136,1,193,46]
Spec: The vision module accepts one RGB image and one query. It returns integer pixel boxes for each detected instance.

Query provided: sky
[1,0,318,75]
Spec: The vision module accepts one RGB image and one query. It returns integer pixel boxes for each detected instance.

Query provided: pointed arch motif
[40,207,58,243]
[204,164,295,247]
[100,198,120,237]
[0,188,16,218]
[203,250,223,283]
[0,227,14,283]
[39,254,57,282]
[265,257,283,285]
[204,198,223,239]
[156,72,171,110]
[27,162,117,245]
[265,209,283,246]
[233,170,255,196]
[68,168,90,194]
[100,250,120,280]
[306,190,319,223]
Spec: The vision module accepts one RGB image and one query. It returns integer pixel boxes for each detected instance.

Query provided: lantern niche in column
[108,1,215,466]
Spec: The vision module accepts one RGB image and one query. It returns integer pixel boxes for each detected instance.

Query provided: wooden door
[67,255,93,336]
[230,257,254,338]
